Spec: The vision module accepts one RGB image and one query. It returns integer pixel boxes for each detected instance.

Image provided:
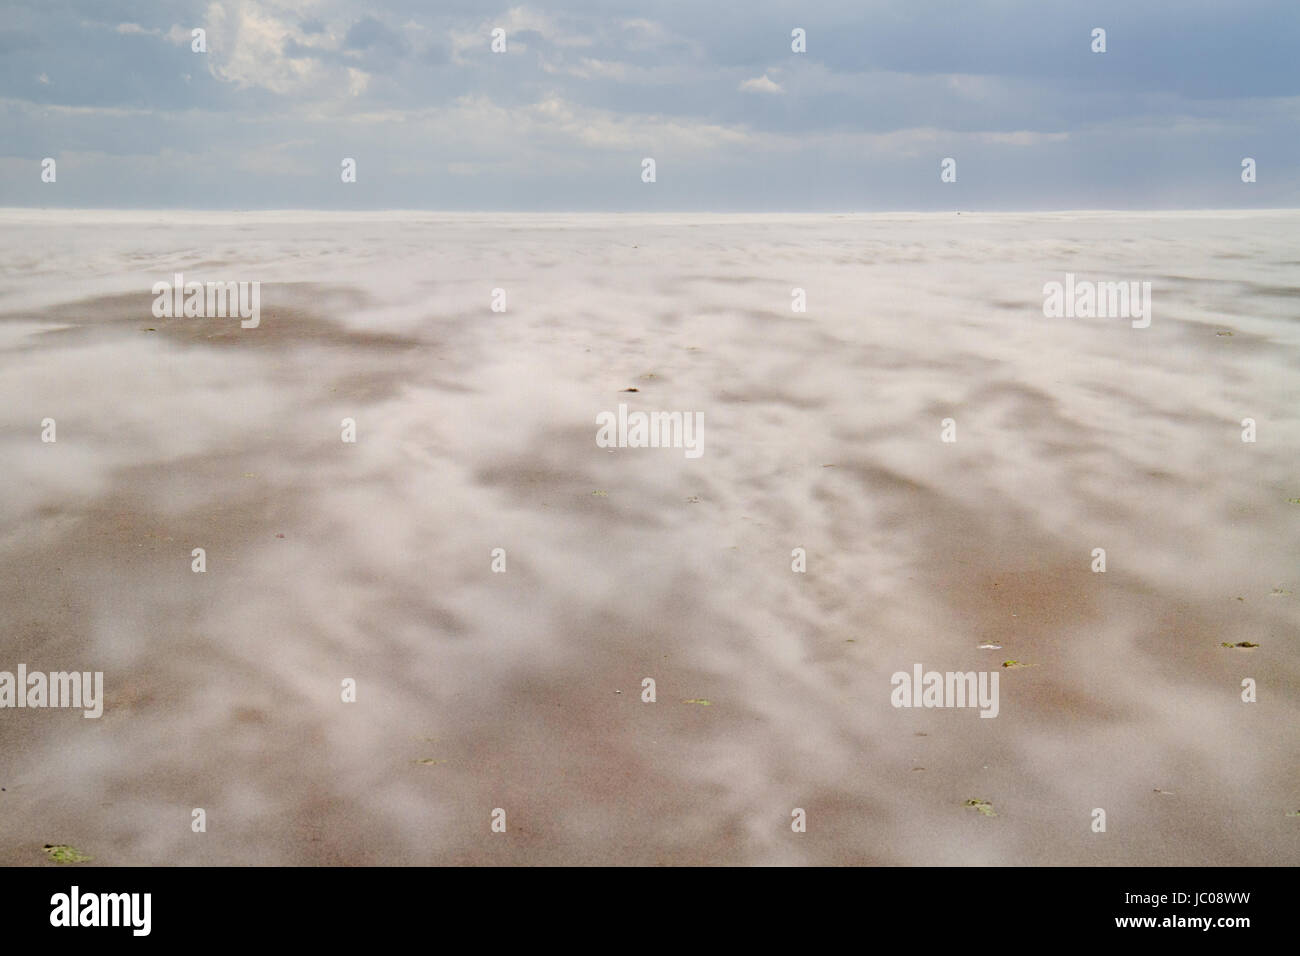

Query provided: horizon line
[1,206,1297,216]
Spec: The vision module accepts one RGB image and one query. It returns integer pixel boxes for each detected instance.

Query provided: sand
[0,210,1296,865]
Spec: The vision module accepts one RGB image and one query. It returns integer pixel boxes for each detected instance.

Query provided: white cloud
[576,58,628,81]
[740,74,783,94]
[202,0,340,94]
[450,5,592,63]
[538,53,687,87]
[980,130,1070,146]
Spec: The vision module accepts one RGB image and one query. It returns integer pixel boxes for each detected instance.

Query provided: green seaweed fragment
[682,698,712,706]
[1219,641,1259,648]
[963,799,997,818]
[43,844,91,864]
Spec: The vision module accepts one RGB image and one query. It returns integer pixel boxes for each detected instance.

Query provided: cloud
[980,130,1070,146]
[3,0,1297,209]
[739,74,783,94]
[202,0,345,94]
[500,6,592,48]
[343,16,404,52]
[449,5,592,63]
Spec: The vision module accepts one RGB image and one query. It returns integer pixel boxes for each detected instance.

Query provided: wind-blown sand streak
[0,211,1296,865]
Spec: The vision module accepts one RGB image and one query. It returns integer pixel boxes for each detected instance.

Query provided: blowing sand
[0,210,1296,865]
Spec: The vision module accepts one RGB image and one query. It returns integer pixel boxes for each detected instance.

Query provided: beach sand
[0,210,1296,865]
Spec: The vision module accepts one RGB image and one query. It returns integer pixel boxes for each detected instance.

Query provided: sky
[1,0,1297,210]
